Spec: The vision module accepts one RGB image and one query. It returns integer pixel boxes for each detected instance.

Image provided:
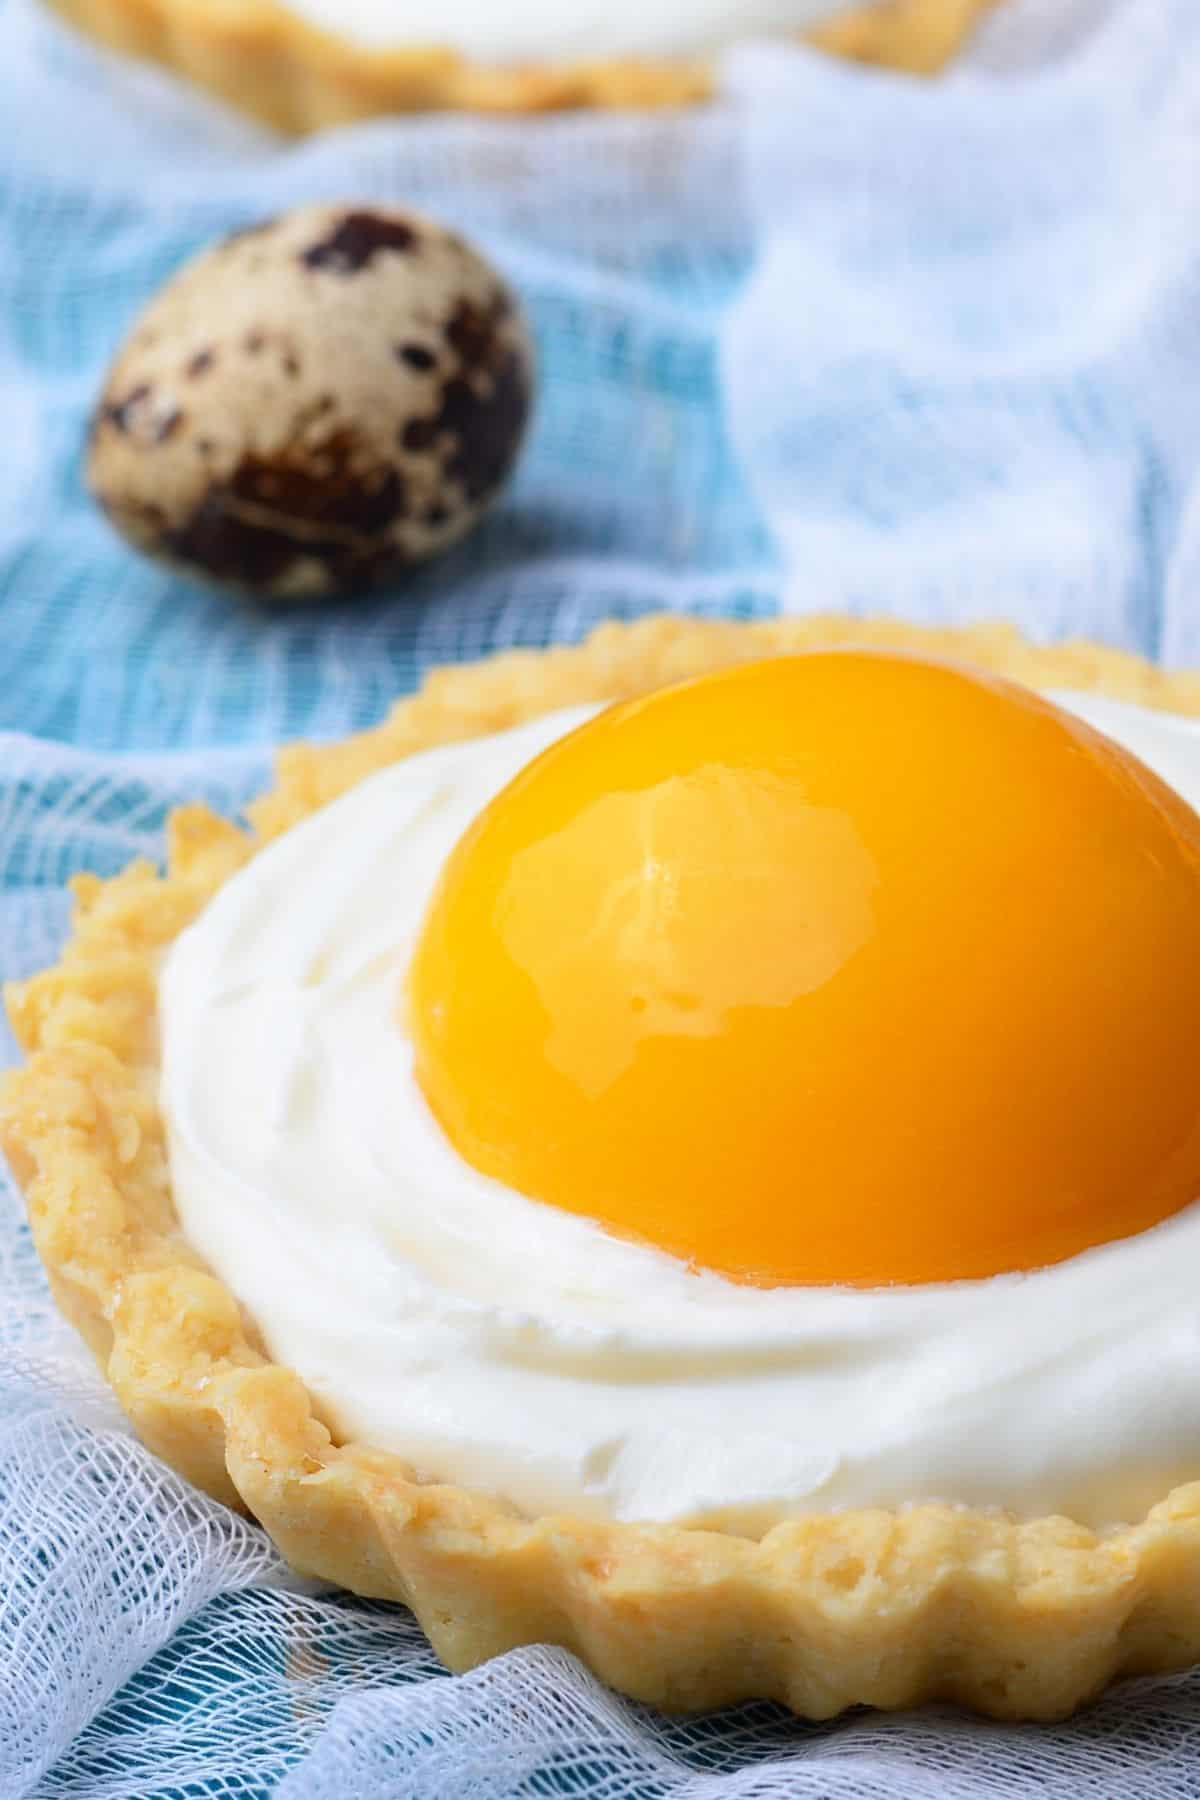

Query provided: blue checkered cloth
[0,3,779,755]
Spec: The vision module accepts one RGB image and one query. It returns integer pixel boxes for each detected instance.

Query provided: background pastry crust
[45,0,999,131]
[6,612,1200,1723]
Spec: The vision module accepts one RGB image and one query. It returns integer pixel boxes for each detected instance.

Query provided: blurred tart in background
[44,0,999,131]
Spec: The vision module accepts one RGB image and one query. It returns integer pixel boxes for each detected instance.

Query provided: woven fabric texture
[4,0,1200,1792]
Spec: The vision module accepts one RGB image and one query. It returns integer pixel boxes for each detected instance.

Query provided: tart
[7,612,1200,1723]
[44,0,999,131]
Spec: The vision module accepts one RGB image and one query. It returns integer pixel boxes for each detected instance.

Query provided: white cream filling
[284,0,838,63]
[160,688,1200,1534]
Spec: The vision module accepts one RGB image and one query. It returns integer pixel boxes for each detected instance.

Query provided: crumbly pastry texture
[45,0,998,130]
[7,612,1200,1724]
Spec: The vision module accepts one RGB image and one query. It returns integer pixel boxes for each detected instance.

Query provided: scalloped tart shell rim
[45,0,997,130]
[6,612,1200,1722]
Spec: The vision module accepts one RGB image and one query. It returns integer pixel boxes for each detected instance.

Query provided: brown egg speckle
[88,202,534,601]
[300,210,419,273]
[397,343,437,373]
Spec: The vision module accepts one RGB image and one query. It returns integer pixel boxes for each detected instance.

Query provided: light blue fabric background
[6,0,1200,1793]
[5,0,1198,759]
[0,0,778,753]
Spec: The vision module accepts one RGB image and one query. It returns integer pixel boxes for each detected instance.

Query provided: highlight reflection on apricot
[408,652,1200,1288]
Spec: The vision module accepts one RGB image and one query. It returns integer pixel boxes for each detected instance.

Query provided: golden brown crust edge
[45,0,998,131]
[7,612,1200,1723]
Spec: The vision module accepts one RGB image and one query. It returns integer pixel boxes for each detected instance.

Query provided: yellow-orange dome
[408,652,1200,1287]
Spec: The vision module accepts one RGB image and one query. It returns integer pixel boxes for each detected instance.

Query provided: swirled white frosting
[286,0,835,63]
[160,691,1200,1533]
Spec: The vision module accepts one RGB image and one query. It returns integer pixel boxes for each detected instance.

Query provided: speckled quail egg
[87,203,534,601]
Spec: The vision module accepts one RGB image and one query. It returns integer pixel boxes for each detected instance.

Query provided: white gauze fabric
[7,0,1200,1795]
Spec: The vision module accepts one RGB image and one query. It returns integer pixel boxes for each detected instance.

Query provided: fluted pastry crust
[45,0,998,130]
[6,612,1200,1722]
